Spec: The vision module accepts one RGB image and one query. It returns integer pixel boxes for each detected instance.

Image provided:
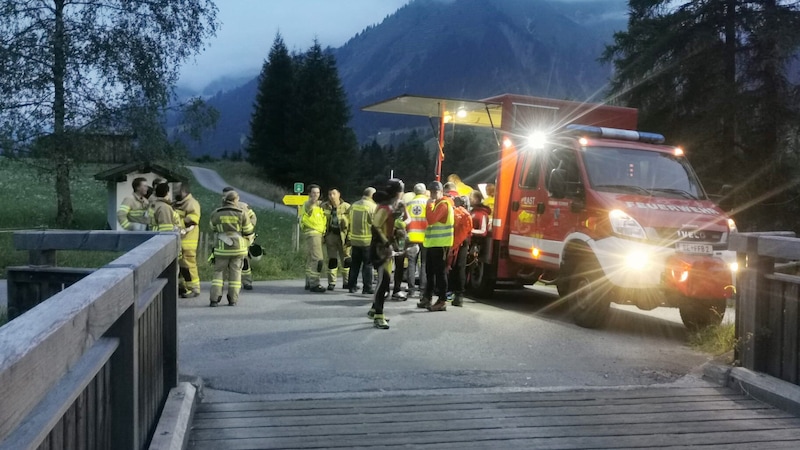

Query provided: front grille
[652,227,724,245]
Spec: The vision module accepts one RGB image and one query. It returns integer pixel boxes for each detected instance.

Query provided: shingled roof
[93,162,188,183]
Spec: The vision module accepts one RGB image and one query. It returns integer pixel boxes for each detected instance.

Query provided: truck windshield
[582,147,706,200]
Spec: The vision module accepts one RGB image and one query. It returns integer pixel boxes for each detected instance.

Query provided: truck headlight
[625,251,649,270]
[609,209,646,239]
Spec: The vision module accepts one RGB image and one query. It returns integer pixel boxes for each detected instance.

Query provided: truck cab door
[538,147,583,266]
[508,150,546,263]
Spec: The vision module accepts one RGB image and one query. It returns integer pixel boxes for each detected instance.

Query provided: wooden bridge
[2,230,800,449]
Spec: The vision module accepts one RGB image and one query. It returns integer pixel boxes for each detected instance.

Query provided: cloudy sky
[178,0,411,90]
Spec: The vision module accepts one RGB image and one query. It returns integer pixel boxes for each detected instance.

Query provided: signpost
[283,188,309,252]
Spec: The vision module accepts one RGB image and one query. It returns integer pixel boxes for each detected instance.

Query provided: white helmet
[248,244,263,262]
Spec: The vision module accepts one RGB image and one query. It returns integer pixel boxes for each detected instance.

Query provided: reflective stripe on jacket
[348,197,376,247]
[209,204,253,257]
[117,195,149,230]
[423,198,454,248]
[405,195,428,244]
[152,198,181,232]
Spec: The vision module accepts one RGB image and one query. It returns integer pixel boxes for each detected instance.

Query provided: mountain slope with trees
[186,0,627,157]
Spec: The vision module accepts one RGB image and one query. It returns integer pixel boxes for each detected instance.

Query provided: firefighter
[223,186,258,290]
[208,190,254,306]
[366,178,405,329]
[347,187,377,294]
[417,181,454,312]
[404,183,429,298]
[150,182,182,232]
[117,177,151,231]
[174,182,201,298]
[302,184,327,293]
[321,187,351,290]
[447,195,473,307]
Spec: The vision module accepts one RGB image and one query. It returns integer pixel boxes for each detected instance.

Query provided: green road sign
[293,182,304,194]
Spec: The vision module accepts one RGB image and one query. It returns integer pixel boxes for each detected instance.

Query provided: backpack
[452,206,472,248]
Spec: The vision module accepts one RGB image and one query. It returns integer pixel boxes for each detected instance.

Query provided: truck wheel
[467,242,494,298]
[569,261,610,328]
[679,298,726,330]
[556,278,569,298]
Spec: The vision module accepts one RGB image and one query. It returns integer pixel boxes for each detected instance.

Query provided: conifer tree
[602,0,800,230]
[247,33,295,180]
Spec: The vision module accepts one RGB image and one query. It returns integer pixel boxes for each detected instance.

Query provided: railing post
[107,305,139,450]
[737,234,774,372]
[28,249,56,266]
[161,259,179,390]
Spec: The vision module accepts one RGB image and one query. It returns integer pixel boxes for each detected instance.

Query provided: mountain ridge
[185,0,628,157]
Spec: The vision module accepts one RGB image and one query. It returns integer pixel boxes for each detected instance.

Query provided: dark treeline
[246,32,500,200]
[602,0,800,231]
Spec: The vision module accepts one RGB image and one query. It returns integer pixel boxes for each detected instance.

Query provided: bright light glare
[578,137,589,146]
[528,132,547,149]
[727,218,737,233]
[608,209,647,239]
[531,247,540,258]
[729,262,739,273]
[456,108,468,119]
[503,137,513,148]
[674,147,684,156]
[443,114,452,123]
[625,251,648,269]
[678,270,689,282]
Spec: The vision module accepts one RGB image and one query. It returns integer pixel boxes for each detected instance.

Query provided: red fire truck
[363,93,737,329]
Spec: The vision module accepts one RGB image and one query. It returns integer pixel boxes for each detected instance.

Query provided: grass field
[0,158,304,281]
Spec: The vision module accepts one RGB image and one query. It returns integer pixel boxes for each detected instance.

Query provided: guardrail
[730,231,800,385]
[0,230,180,450]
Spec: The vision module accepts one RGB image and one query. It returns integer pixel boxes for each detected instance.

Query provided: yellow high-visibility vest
[423,199,454,248]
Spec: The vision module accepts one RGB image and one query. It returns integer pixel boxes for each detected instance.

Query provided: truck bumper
[592,236,736,300]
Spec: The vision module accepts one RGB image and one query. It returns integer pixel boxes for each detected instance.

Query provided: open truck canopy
[361,94,503,128]
[361,93,638,133]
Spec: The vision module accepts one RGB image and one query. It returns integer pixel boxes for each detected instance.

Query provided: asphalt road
[186,165,295,215]
[178,281,729,402]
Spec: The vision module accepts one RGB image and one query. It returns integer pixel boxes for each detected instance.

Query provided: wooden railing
[730,231,800,385]
[0,230,180,450]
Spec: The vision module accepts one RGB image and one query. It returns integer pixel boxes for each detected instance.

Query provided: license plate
[676,242,713,254]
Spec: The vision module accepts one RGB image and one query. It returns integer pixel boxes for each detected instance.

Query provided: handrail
[0,231,180,450]
[730,231,800,385]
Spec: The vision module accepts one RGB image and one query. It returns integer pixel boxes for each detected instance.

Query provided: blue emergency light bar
[565,124,665,144]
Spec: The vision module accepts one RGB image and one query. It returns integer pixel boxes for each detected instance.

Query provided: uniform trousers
[347,245,373,290]
[325,232,351,287]
[179,247,200,293]
[424,246,448,301]
[211,255,244,304]
[304,231,323,287]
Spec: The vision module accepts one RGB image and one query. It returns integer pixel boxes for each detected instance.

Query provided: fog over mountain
[182,0,628,157]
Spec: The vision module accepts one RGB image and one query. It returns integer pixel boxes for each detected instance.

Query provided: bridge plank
[193,398,782,425]
[191,407,796,441]
[189,388,800,449]
[190,423,800,449]
[195,386,734,413]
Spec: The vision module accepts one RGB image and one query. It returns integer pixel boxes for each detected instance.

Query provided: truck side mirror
[549,168,567,198]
